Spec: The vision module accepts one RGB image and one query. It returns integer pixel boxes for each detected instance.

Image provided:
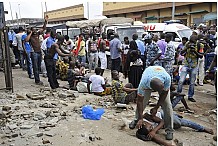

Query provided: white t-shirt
[89,75,105,92]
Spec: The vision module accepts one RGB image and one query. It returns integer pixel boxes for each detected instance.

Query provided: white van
[144,22,193,48]
[56,28,81,40]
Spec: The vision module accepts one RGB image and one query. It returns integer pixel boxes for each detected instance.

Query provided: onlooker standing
[109,33,122,73]
[177,37,188,64]
[26,15,48,85]
[64,35,75,51]
[162,33,175,78]
[135,34,146,69]
[157,33,167,66]
[121,36,130,69]
[13,27,25,70]
[176,35,204,102]
[144,34,162,68]
[88,36,98,73]
[195,35,211,86]
[22,28,34,79]
[74,34,86,65]
[98,33,108,76]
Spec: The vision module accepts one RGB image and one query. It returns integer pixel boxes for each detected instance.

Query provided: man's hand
[136,119,143,129]
[147,130,156,140]
[150,107,158,117]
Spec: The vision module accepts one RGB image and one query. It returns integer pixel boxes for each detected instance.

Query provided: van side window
[165,32,180,41]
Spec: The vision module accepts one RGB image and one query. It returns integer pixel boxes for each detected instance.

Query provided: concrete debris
[39,102,57,108]
[2,106,11,111]
[16,94,26,100]
[20,124,34,129]
[26,93,46,100]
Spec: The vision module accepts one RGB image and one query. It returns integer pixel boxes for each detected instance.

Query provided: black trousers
[111,57,121,72]
[44,57,59,89]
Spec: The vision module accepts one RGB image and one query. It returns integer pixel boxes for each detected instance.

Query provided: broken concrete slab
[26,93,46,100]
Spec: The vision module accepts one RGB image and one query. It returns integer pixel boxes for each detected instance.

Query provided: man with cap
[144,33,162,68]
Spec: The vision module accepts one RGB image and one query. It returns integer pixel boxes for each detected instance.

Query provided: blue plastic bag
[82,105,105,120]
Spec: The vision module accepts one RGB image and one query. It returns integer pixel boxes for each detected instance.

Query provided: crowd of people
[6,16,217,145]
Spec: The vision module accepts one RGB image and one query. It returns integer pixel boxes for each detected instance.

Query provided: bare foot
[204,128,214,135]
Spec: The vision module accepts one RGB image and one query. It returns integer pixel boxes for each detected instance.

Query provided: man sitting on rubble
[111,70,137,104]
[87,67,111,96]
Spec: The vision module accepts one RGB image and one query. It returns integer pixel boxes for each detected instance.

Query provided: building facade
[44,4,87,24]
[103,2,217,26]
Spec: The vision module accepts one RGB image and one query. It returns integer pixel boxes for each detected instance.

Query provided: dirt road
[0,68,217,146]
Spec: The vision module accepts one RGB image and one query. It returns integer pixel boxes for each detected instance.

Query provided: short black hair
[136,125,150,141]
[182,37,188,42]
[165,33,172,39]
[18,27,24,32]
[160,33,165,39]
[95,67,102,75]
[64,35,69,41]
[111,70,118,79]
[132,33,138,40]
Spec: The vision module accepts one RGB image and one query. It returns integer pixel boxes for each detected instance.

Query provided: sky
[1,0,104,20]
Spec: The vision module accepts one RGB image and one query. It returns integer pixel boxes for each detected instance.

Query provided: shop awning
[203,12,217,21]
[187,10,208,14]
[145,16,157,20]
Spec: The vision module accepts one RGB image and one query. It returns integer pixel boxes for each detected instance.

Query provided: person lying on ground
[111,70,137,104]
[87,67,111,96]
[136,110,213,145]
[136,112,174,146]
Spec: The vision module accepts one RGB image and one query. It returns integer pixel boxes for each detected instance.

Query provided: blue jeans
[173,114,204,131]
[19,50,25,69]
[26,51,32,76]
[177,66,198,99]
[78,55,86,65]
[31,52,42,83]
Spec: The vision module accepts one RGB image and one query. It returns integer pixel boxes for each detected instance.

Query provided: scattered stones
[36,132,43,137]
[26,93,46,100]
[39,102,57,108]
[60,111,67,116]
[20,124,34,129]
[11,133,18,138]
[0,111,6,119]
[8,124,17,130]
[2,106,11,111]
[14,106,20,110]
[89,135,95,141]
[34,113,46,120]
[44,132,56,137]
[16,94,26,100]
[42,139,50,144]
[81,134,85,137]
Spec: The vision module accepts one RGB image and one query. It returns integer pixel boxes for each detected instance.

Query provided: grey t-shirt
[14,33,24,51]
[109,38,121,59]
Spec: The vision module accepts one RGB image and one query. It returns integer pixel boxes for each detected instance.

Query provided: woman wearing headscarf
[123,34,144,88]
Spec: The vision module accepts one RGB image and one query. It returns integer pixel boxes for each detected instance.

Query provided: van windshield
[178,29,193,39]
[117,27,145,42]
[62,29,81,40]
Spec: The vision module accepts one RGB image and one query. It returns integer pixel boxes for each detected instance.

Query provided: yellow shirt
[75,40,86,56]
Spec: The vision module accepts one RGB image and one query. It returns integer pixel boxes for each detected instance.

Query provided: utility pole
[41,2,44,19]
[45,2,48,13]
[9,2,14,27]
[0,2,14,92]
[172,2,175,20]
[87,2,89,20]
